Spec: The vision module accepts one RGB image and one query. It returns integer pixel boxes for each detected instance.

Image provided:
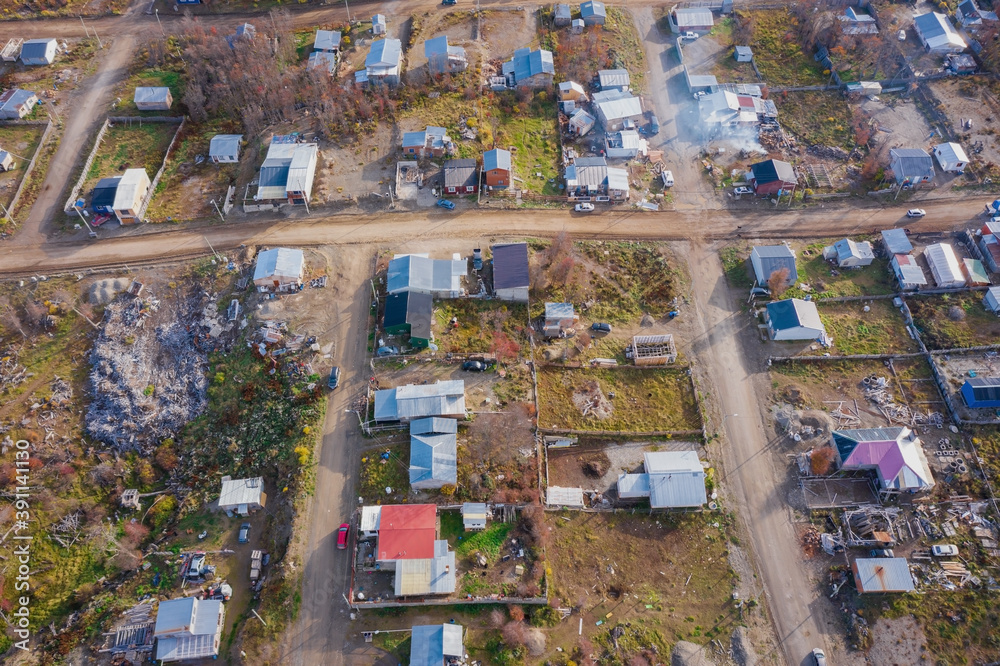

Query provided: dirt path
[684,239,823,664]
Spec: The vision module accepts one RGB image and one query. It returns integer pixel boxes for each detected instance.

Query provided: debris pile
[86,292,208,451]
[0,349,28,392]
[863,376,942,428]
[800,526,822,557]
[571,380,613,419]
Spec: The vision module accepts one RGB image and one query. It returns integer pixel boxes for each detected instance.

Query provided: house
[913,12,967,53]
[565,156,629,202]
[833,427,934,493]
[362,39,402,86]
[383,291,433,347]
[409,417,458,490]
[217,476,267,515]
[957,0,998,26]
[946,53,977,74]
[492,242,530,302]
[672,7,714,32]
[568,108,596,136]
[543,302,577,337]
[839,6,879,35]
[734,46,753,62]
[984,285,1000,313]
[554,3,572,27]
[20,38,57,66]
[253,248,305,291]
[572,18,585,33]
[372,504,456,596]
[852,558,915,594]
[925,243,966,288]
[630,334,677,365]
[90,177,120,214]
[502,48,555,88]
[411,624,464,666]
[308,51,338,75]
[749,159,797,196]
[0,151,11,172]
[462,503,488,531]
[255,135,319,205]
[443,159,478,195]
[962,377,1000,408]
[765,299,826,341]
[483,148,512,188]
[209,134,242,164]
[153,597,225,662]
[616,451,707,509]
[580,0,606,25]
[881,228,913,255]
[374,381,466,422]
[889,148,935,187]
[133,87,172,111]
[962,257,989,286]
[750,245,797,286]
[425,36,467,74]
[0,89,38,119]
[372,14,387,35]
[982,233,1000,273]
[604,129,644,159]
[387,254,466,298]
[313,29,342,54]
[825,238,874,268]
[933,142,969,173]
[402,127,453,159]
[891,254,928,290]
[558,80,588,102]
[593,90,643,131]
[685,68,720,92]
[598,69,630,92]
[112,169,151,224]
[699,90,771,126]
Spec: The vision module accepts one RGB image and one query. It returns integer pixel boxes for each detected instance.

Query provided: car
[869,548,895,558]
[328,366,342,390]
[932,544,959,556]
[906,208,926,218]
[661,170,674,187]
[463,360,487,372]
[682,31,698,39]
[376,346,400,357]
[575,203,595,212]
[238,523,251,544]
[734,186,753,195]
[436,198,456,210]
[898,29,907,41]
[337,523,350,549]
[442,0,457,4]
[693,91,706,101]
[646,111,660,135]
[811,648,827,666]
[591,322,612,333]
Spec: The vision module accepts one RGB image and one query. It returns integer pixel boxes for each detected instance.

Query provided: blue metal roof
[367,39,401,67]
[503,48,554,82]
[409,432,457,487]
[410,624,464,666]
[484,148,511,172]
[580,1,606,18]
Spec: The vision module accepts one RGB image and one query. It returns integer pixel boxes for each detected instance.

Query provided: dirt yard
[857,95,935,157]
[934,351,1000,422]
[927,77,1000,178]
[909,292,1000,350]
[546,439,702,493]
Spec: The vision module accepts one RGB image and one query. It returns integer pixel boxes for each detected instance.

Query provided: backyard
[113,68,184,116]
[737,9,828,86]
[784,239,893,299]
[0,123,45,209]
[81,121,179,200]
[816,300,920,356]
[910,293,1000,350]
[549,7,646,92]
[775,91,855,150]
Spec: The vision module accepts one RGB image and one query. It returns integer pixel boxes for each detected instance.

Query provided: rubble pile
[0,349,28,391]
[863,376,943,428]
[86,292,208,451]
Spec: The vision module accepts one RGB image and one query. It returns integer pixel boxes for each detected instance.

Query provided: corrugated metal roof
[394,542,456,595]
[580,0,606,17]
[484,148,512,172]
[752,245,798,284]
[890,148,935,180]
[218,477,264,508]
[112,168,149,212]
[155,597,196,635]
[492,243,529,291]
[502,48,554,82]
[20,38,55,63]
[462,503,488,518]
[386,254,466,295]
[598,68,630,89]
[852,557,915,593]
[409,432,458,488]
[410,624,464,666]
[209,134,242,158]
[934,142,969,165]
[834,238,874,262]
[410,417,458,435]
[360,505,382,532]
[966,377,1000,401]
[925,243,965,287]
[134,86,171,105]
[607,167,629,191]
[913,12,966,48]
[751,159,796,185]
[253,248,304,282]
[374,381,466,421]
[444,159,477,189]
[596,93,643,121]
[893,254,928,286]
[308,51,337,73]
[545,302,575,319]
[766,299,824,333]
[314,29,341,51]
[674,7,714,27]
[367,38,401,67]
[546,486,585,506]
[881,229,913,254]
[378,504,437,561]
[617,473,650,498]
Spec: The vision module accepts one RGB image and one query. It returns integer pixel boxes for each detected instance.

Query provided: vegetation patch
[816,300,919,356]
[358,443,411,502]
[737,9,828,86]
[82,122,178,196]
[909,293,1000,350]
[775,91,854,149]
[0,124,45,210]
[783,240,893,299]
[548,7,646,92]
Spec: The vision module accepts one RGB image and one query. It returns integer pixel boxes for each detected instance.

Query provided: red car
[336,523,350,550]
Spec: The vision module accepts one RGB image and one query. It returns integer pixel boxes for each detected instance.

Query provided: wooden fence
[6,119,53,220]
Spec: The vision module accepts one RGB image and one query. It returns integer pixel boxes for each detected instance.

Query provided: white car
[734,186,753,196]
[906,208,926,218]
[661,170,674,187]
[682,31,698,39]
[574,203,595,212]
[932,544,959,557]
[811,648,827,666]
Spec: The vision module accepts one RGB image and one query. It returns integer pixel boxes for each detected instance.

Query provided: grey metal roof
[607,167,629,191]
[546,486,585,506]
[674,6,714,27]
[890,148,935,180]
[462,502,487,517]
[409,432,458,487]
[492,242,529,290]
[913,12,953,40]
[410,417,458,435]
[410,624,464,666]
[766,298,823,332]
[502,47,554,82]
[374,380,466,421]
[598,69,630,89]
[20,38,55,63]
[735,46,753,57]
[580,0,606,18]
[751,245,798,284]
[424,35,450,58]
[545,302,575,319]
[209,134,242,158]
[965,377,1000,402]
[751,159,796,185]
[834,238,873,262]
[394,540,456,595]
[617,472,650,498]
[555,3,571,19]
[134,87,171,105]
[881,229,913,254]
[566,156,608,189]
[386,254,466,294]
[852,557,915,593]
[484,148,511,172]
[253,248,304,282]
[367,38,401,68]
[0,88,37,114]
[644,451,707,508]
[218,477,264,508]
[314,29,341,51]
[595,92,643,121]
[443,158,477,189]
[155,597,197,635]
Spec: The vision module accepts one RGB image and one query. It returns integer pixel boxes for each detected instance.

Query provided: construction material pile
[86,292,208,451]
[0,348,28,392]
[863,376,943,428]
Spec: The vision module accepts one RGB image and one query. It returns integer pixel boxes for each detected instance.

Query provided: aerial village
[3,0,1000,665]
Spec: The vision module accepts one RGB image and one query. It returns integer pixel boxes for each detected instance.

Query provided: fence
[6,119,53,220]
[63,117,111,213]
[138,117,186,221]
[538,427,703,438]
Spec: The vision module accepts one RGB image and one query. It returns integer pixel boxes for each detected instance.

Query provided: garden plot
[909,292,1000,350]
[733,9,827,86]
[816,299,921,356]
[0,123,44,210]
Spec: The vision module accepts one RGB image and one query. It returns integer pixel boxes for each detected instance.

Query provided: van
[661,170,674,187]
[646,111,660,135]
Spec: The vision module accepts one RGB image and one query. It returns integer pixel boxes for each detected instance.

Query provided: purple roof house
[832,427,934,494]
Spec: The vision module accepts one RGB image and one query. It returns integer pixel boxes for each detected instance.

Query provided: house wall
[770,324,823,341]
[753,180,794,196]
[485,169,509,187]
[496,286,529,303]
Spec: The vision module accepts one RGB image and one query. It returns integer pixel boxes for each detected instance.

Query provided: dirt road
[684,240,823,664]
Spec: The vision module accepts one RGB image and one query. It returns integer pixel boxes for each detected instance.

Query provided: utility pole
[73,205,97,237]
[344,0,351,23]
[80,16,89,38]
[155,8,164,37]
[203,235,222,261]
[211,198,225,222]
[0,200,11,223]
[93,29,103,49]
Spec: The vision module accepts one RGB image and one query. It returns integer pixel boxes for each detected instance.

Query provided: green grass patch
[455,522,513,560]
[817,300,919,356]
[358,443,411,502]
[783,241,893,299]
[432,300,529,354]
[373,632,412,663]
[720,244,754,290]
[83,122,178,196]
[0,124,45,210]
[740,9,828,86]
[910,293,1000,350]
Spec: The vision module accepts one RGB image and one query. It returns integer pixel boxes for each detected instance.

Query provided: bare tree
[767,266,791,295]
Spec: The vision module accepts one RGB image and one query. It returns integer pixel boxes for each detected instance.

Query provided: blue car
[436,199,456,210]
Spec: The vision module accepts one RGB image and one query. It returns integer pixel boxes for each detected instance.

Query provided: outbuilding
[984,285,1000,313]
[750,244,797,286]
[598,68,630,92]
[492,242,530,302]
[962,377,1000,408]
[133,87,173,111]
[20,38,57,66]
[554,3,572,27]
[253,247,305,291]
[933,142,969,173]
[766,299,826,341]
[543,302,577,337]
[462,503,488,530]
[924,243,966,288]
[734,46,753,62]
[852,558,915,593]
[209,134,242,164]
[580,1,606,25]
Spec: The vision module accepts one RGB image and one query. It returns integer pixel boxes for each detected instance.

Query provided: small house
[572,18,585,33]
[946,53,977,74]
[543,302,577,337]
[462,503,488,531]
[209,134,242,164]
[112,169,151,224]
[554,4,572,27]
[411,624,464,666]
[253,247,304,291]
[881,228,913,255]
[91,177,120,214]
[502,48,555,88]
[925,243,966,288]
[154,597,225,662]
[425,35,467,74]
[217,476,267,515]
[889,148,935,187]
[825,238,874,268]
[0,151,11,172]
[933,142,969,173]
[483,148,512,189]
[750,244,797,286]
[443,158,478,195]
[962,257,989,286]
[133,87,173,111]
[616,451,707,509]
[372,14,387,35]
[386,254,466,298]
[0,88,38,119]
[374,381,466,423]
[492,242,530,302]
[362,38,402,86]
[957,0,998,26]
[401,127,453,159]
[313,29,342,54]
[593,90,643,131]
[598,68,630,92]
[839,6,879,35]
[307,51,338,75]
[409,417,458,490]
[913,12,967,53]
[852,558,915,594]
[558,80,588,102]
[833,427,934,493]
[20,38,57,66]
[580,1,606,26]
[765,299,826,341]
[672,7,714,32]
[604,129,643,159]
[369,504,456,596]
[1,38,22,62]
[734,46,753,62]
[984,285,1000,313]
[630,334,677,366]
[565,157,629,201]
[891,254,928,290]
[568,108,596,136]
[255,136,319,205]
[749,159,797,196]
[962,377,1000,408]
[383,291,433,347]
[982,234,1000,273]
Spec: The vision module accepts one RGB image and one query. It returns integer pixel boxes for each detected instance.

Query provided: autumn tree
[767,266,791,295]
[810,446,836,476]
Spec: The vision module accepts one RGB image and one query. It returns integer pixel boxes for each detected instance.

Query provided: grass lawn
[114,69,184,115]
[496,102,561,195]
[358,443,411,502]
[82,122,178,195]
[740,9,828,86]
[775,91,854,149]
[1,0,127,16]
[817,300,919,356]
[432,300,529,355]
[909,293,1000,350]
[783,240,893,299]
[719,244,754,290]
[0,124,45,208]
[537,366,701,432]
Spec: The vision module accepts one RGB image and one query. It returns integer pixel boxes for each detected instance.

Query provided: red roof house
[377,504,438,561]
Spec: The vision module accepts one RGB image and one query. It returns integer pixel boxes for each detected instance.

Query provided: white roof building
[617,451,707,508]
[933,142,970,173]
[154,597,225,662]
[913,12,967,52]
[218,476,266,514]
[891,254,928,290]
[255,136,319,204]
[374,380,466,422]
[924,243,966,288]
[209,134,242,164]
[112,168,151,224]
[253,247,305,290]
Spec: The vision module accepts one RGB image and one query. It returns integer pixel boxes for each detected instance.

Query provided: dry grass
[910,293,1000,350]
[817,300,920,356]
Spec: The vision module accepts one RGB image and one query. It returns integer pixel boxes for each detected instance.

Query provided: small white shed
[933,142,969,173]
[734,46,753,62]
